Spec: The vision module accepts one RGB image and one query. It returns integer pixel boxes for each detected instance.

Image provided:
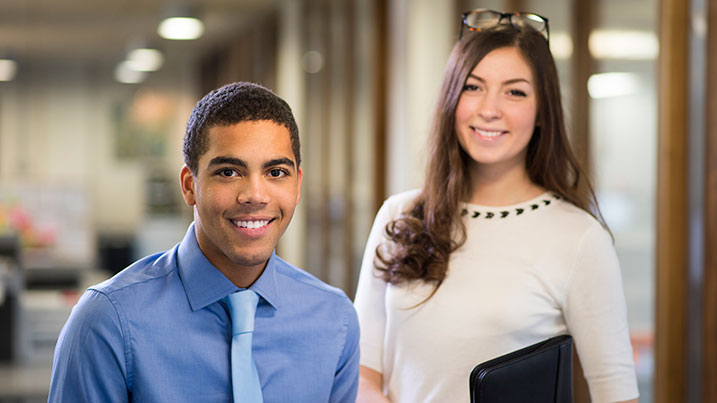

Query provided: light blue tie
[225,290,263,403]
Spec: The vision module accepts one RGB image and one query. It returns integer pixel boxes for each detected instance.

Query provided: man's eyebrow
[207,156,296,170]
[264,157,296,170]
[207,156,247,168]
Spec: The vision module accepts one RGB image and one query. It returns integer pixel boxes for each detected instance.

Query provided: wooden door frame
[655,0,690,401]
[703,0,717,400]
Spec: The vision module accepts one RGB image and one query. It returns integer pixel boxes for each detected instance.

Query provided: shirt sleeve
[353,197,397,373]
[48,289,130,403]
[329,301,361,403]
[563,223,639,402]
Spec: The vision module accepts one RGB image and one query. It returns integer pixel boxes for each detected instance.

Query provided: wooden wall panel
[504,0,526,12]
[655,0,690,401]
[302,0,331,282]
[373,0,387,210]
[198,14,278,96]
[570,0,594,178]
[341,0,356,295]
[302,0,369,294]
[570,0,594,401]
[704,0,717,400]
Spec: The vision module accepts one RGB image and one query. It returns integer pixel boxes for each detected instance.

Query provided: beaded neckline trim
[461,194,561,220]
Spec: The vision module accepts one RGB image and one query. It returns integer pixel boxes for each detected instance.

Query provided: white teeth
[474,128,503,137]
[233,220,269,229]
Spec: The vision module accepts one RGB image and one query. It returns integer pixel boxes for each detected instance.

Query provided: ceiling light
[158,17,204,40]
[115,61,147,84]
[126,48,164,72]
[0,59,18,82]
[587,72,640,99]
[589,30,659,60]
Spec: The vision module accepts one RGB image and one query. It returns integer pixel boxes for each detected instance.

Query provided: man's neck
[217,264,267,289]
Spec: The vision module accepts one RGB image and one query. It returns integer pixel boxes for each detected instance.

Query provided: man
[48,82,360,402]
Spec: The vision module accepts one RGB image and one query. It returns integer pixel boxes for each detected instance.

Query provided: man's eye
[219,169,237,177]
[269,169,287,178]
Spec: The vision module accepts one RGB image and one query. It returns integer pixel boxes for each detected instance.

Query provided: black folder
[469,334,573,403]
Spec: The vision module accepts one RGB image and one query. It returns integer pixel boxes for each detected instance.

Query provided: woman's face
[454,46,538,174]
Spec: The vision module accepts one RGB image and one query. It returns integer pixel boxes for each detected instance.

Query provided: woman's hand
[357,366,391,403]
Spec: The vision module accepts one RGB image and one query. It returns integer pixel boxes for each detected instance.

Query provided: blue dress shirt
[48,224,360,403]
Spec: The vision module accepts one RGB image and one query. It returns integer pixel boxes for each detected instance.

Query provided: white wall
[0,56,197,259]
[386,0,455,195]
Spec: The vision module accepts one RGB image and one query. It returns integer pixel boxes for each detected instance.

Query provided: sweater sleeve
[353,197,399,373]
[563,222,639,402]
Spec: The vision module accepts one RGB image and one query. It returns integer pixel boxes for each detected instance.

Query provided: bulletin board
[0,182,94,269]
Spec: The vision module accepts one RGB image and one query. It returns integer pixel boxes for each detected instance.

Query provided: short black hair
[184,82,300,173]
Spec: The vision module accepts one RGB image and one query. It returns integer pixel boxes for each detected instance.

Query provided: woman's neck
[466,162,545,206]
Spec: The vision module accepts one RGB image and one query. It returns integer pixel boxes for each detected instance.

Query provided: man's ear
[179,164,197,207]
[295,166,303,205]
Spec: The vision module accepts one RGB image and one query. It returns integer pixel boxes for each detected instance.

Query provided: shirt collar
[176,223,282,312]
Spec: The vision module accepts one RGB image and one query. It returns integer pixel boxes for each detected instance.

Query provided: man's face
[180,120,302,280]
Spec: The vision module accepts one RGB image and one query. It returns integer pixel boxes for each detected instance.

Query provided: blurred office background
[0,0,714,402]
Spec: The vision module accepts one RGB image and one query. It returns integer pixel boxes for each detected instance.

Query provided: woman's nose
[477,94,501,121]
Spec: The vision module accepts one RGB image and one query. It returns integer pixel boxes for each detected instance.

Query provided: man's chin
[230,252,272,270]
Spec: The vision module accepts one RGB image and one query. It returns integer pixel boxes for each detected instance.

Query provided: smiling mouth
[230,219,274,229]
[472,127,505,138]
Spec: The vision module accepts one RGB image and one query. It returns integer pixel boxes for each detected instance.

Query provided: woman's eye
[463,84,480,92]
[508,89,527,97]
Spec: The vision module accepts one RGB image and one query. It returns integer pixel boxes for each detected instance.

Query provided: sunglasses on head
[459,9,550,42]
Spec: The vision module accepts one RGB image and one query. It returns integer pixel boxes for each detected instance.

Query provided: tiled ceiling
[0,0,279,64]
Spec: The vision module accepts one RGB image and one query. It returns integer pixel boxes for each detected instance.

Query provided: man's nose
[237,175,270,205]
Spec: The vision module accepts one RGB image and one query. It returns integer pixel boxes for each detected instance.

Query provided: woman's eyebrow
[503,78,531,85]
[467,74,531,86]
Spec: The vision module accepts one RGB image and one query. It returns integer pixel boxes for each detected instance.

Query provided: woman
[354,10,639,403]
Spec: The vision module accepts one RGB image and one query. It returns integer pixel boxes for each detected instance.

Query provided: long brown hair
[375,25,607,294]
